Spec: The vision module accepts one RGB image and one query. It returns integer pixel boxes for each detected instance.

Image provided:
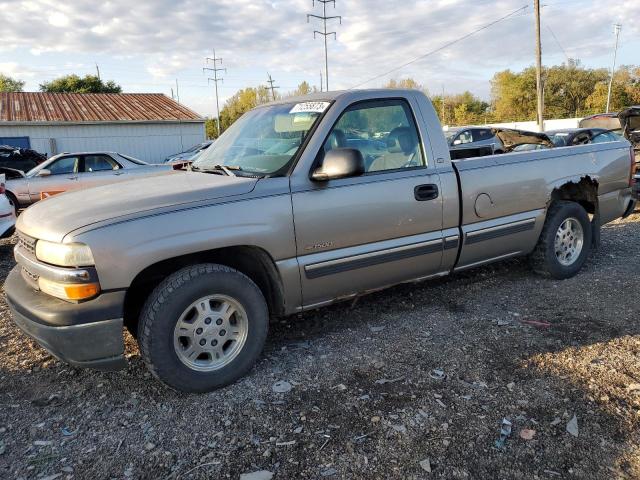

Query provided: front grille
[17,232,37,257]
[21,266,39,286]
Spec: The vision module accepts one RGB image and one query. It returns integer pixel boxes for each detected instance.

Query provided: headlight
[35,240,95,267]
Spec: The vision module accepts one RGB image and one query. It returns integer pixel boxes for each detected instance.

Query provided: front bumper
[4,266,126,370]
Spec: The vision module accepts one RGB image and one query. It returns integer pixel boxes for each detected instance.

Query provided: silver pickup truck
[5,89,636,392]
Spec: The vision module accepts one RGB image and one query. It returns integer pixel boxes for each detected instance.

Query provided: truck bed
[449,141,634,270]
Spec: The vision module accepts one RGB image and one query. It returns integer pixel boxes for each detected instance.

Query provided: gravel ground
[0,213,639,480]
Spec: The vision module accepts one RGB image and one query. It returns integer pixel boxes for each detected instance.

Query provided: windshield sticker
[289,101,330,114]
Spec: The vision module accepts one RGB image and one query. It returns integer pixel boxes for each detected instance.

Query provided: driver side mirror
[311,148,365,181]
[37,169,51,177]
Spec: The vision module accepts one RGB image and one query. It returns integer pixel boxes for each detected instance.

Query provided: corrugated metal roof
[0,92,203,123]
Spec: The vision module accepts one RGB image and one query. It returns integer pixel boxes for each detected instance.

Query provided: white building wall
[0,122,205,163]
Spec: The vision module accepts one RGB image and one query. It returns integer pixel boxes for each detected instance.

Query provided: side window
[324,99,425,173]
[456,130,473,144]
[472,129,492,141]
[84,155,119,172]
[47,156,78,175]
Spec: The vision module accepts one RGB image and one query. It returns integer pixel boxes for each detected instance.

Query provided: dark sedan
[546,128,620,147]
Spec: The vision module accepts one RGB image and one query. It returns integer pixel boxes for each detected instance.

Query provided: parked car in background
[164,141,214,163]
[492,128,555,153]
[5,151,176,213]
[547,128,619,147]
[445,126,505,154]
[0,146,47,172]
[0,175,16,239]
[580,107,640,172]
[5,89,635,392]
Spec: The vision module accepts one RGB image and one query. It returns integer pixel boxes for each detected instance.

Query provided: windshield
[549,133,569,146]
[193,101,329,176]
[444,129,459,140]
[118,153,148,165]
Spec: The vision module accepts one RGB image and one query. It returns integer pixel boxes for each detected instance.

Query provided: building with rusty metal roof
[0,92,206,163]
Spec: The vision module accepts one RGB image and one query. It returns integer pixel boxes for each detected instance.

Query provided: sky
[1,0,639,117]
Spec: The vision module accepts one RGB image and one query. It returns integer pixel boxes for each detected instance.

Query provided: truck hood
[17,171,258,242]
[491,128,555,152]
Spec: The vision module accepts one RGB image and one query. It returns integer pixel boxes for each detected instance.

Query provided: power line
[307,0,341,91]
[266,72,280,101]
[546,25,570,63]
[349,4,529,89]
[203,49,226,137]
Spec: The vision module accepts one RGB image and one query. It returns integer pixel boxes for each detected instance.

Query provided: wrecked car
[580,107,640,172]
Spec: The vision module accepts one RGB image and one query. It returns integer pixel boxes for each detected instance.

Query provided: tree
[293,81,313,96]
[205,86,272,138]
[40,74,122,93]
[384,78,425,91]
[431,91,490,125]
[283,81,319,99]
[0,74,25,92]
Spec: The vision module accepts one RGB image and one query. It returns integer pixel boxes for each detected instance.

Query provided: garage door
[0,137,30,149]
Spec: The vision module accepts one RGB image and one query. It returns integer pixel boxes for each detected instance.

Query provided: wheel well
[550,176,598,214]
[123,246,285,334]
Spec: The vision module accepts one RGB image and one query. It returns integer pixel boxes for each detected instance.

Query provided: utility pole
[534,0,544,131]
[175,79,180,103]
[606,24,622,113]
[203,49,226,137]
[320,70,323,92]
[95,63,101,80]
[307,0,341,92]
[266,73,280,101]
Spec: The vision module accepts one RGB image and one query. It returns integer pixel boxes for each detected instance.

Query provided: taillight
[0,183,5,195]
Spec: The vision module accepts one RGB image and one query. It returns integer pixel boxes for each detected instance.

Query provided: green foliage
[491,62,640,122]
[39,74,122,93]
[384,78,425,92]
[0,74,25,92]
[431,91,490,126]
[206,86,271,139]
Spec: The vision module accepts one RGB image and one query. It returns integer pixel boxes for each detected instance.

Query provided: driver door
[28,155,80,202]
[291,98,446,308]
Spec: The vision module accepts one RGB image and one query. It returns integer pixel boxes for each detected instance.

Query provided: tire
[138,263,269,393]
[5,192,18,216]
[530,201,592,279]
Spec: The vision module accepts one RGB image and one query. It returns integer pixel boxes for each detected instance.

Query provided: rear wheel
[530,201,592,279]
[138,264,269,392]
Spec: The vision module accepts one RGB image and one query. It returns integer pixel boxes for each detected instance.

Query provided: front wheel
[138,264,269,392]
[530,201,592,279]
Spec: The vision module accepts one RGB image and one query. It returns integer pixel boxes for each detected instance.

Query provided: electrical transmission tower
[307,0,341,91]
[203,49,226,137]
[266,73,280,101]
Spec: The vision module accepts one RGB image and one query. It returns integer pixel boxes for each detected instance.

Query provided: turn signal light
[38,278,101,301]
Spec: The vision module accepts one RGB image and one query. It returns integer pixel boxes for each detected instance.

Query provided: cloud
[0,0,638,102]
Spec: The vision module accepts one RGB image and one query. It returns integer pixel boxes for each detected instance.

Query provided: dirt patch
[0,213,639,479]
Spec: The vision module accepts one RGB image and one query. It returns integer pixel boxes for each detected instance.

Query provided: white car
[0,174,16,239]
[6,151,176,214]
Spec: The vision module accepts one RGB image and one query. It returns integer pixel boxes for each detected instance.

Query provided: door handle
[67,176,78,180]
[414,184,439,201]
